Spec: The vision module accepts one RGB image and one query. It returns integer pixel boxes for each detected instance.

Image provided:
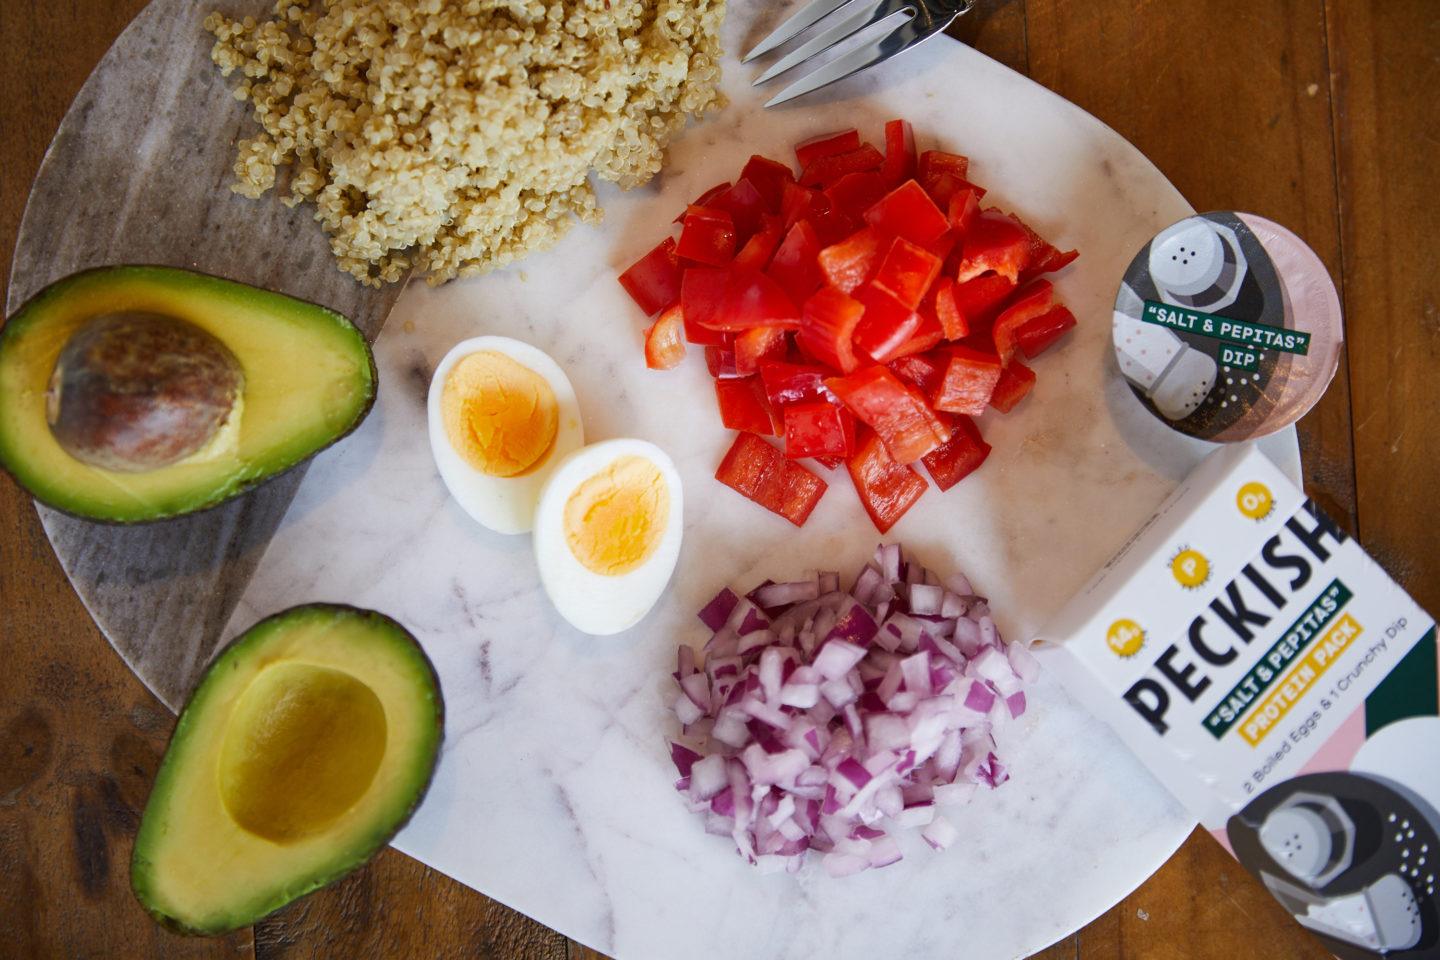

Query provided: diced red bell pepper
[991,279,1054,365]
[1009,212,1079,282]
[948,187,981,235]
[767,220,824,304]
[817,227,885,294]
[950,273,1017,332]
[918,150,969,183]
[824,171,889,221]
[887,307,944,360]
[880,119,916,186]
[716,432,827,526]
[1016,304,1078,359]
[989,359,1036,413]
[871,236,943,310]
[734,324,788,376]
[853,283,921,364]
[618,237,683,315]
[680,269,730,345]
[683,267,800,332]
[759,360,830,408]
[780,179,826,229]
[924,173,986,210]
[795,129,862,170]
[741,156,794,213]
[783,399,856,460]
[932,277,967,340]
[705,342,739,378]
[932,345,1003,416]
[954,210,1030,283]
[715,377,780,436]
[644,304,686,370]
[921,413,991,491]
[676,183,731,221]
[825,365,952,464]
[889,350,947,396]
[812,455,843,471]
[923,229,959,266]
[863,180,949,246]
[799,287,865,374]
[678,206,737,266]
[846,428,928,534]
[710,179,768,240]
[800,144,885,188]
[733,214,786,272]
[809,201,859,247]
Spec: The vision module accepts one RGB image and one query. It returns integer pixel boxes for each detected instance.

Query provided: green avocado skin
[129,604,444,936]
[0,265,377,524]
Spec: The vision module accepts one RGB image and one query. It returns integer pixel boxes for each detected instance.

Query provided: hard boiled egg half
[533,439,684,635]
[427,337,584,534]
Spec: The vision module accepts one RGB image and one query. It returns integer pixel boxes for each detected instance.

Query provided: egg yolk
[442,351,559,478]
[563,456,669,577]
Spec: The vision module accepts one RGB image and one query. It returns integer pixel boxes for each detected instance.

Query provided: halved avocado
[0,265,376,522]
[130,604,443,935]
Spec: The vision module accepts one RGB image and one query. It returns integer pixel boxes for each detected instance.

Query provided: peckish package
[1038,443,1439,959]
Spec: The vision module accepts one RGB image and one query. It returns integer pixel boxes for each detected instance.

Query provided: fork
[744,0,975,107]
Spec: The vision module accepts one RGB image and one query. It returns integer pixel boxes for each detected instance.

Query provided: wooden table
[1,2,1434,957]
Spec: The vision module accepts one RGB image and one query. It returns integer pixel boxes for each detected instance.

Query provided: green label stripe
[1203,579,1352,738]
[1142,300,1312,356]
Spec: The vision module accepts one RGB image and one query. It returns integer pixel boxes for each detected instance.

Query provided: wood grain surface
[1,1,1433,958]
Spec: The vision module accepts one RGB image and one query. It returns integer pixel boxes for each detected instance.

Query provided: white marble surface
[230,7,1302,959]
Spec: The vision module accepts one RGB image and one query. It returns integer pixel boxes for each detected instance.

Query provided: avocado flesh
[0,266,376,522]
[131,604,443,935]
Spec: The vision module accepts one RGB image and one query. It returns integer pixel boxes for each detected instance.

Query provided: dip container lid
[1112,212,1343,442]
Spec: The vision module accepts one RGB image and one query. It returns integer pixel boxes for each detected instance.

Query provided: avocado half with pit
[131,604,443,935]
[0,265,376,522]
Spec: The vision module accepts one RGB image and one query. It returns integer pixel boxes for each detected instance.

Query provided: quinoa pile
[205,0,727,285]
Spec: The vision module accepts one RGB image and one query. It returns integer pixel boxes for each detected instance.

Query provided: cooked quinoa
[205,0,727,285]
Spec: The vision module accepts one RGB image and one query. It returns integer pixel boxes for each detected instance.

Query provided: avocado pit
[45,311,244,472]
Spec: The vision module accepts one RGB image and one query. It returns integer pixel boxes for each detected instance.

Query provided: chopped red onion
[669,543,1034,876]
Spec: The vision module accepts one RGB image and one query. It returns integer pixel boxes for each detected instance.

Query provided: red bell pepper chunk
[921,413,991,491]
[947,187,981,235]
[795,129,862,170]
[644,304,687,371]
[741,156,796,213]
[678,206,737,266]
[989,359,1037,413]
[879,119,915,186]
[824,171,889,221]
[846,428,928,534]
[780,179,826,228]
[684,267,800,333]
[950,273,1017,333]
[705,342,739,378]
[767,220,824,305]
[918,150,969,183]
[812,455,843,470]
[758,359,830,407]
[732,214,786,272]
[715,377,780,436]
[853,283,920,364]
[710,179,768,240]
[680,269,730,345]
[799,287,865,374]
[991,279,1054,365]
[716,432,827,526]
[863,180,949,246]
[886,307,944,360]
[783,398,856,460]
[932,277,968,340]
[924,171,986,208]
[1008,211,1080,282]
[734,324,789,377]
[932,345,1003,416]
[871,236,943,310]
[888,350,947,396]
[618,237,683,316]
[809,201,859,247]
[955,210,1030,283]
[825,365,951,464]
[817,227,885,294]
[1016,304,1078,359]
[799,144,885,188]
[675,182,731,222]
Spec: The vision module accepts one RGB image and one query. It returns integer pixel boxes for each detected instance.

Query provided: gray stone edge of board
[6,0,403,710]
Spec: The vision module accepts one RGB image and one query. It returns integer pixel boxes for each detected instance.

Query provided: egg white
[532,439,684,636]
[427,336,584,535]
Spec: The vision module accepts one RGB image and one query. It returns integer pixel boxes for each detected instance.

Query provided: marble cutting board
[218,7,1304,960]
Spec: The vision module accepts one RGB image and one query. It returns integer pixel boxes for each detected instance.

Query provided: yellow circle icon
[1237,481,1274,521]
[1170,548,1210,589]
[1106,618,1145,657]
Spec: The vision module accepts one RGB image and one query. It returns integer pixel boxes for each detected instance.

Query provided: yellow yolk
[441,351,559,478]
[563,456,669,576]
